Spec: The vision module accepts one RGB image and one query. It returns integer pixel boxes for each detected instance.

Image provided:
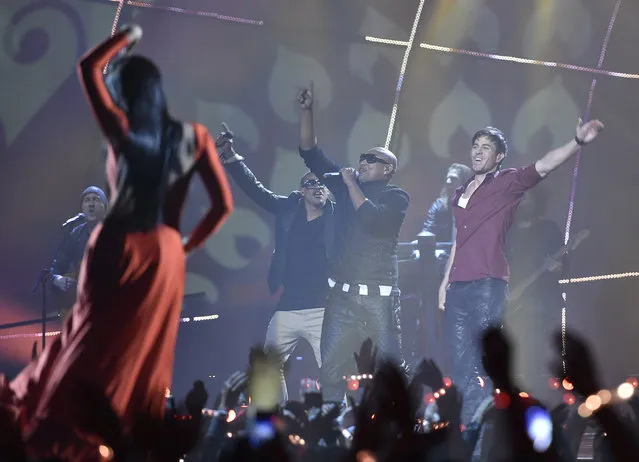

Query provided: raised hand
[354,338,378,375]
[117,24,142,48]
[219,371,248,411]
[576,117,604,144]
[215,123,236,161]
[296,82,314,110]
[413,358,445,390]
[340,167,358,187]
[480,327,513,392]
[437,384,463,428]
[185,380,208,416]
[551,329,600,397]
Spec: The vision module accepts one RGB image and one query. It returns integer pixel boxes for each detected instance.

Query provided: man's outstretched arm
[535,118,604,178]
[216,128,288,215]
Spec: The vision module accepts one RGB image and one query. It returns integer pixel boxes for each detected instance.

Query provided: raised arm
[182,125,234,253]
[534,118,604,178]
[296,84,345,194]
[216,130,289,214]
[77,25,142,145]
[299,83,316,151]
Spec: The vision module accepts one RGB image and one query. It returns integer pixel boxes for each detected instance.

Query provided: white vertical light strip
[561,295,567,375]
[104,0,126,74]
[560,0,622,373]
[384,0,427,149]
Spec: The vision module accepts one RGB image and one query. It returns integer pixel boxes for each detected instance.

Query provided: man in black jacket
[51,186,107,320]
[297,86,409,401]
[216,130,333,401]
[419,163,472,273]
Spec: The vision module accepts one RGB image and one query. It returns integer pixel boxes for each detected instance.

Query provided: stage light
[98,445,114,460]
[494,392,511,409]
[104,0,264,25]
[585,394,602,412]
[0,330,60,340]
[617,382,634,400]
[626,377,638,388]
[347,379,360,391]
[364,37,409,47]
[562,378,574,391]
[356,450,376,462]
[597,389,612,405]
[577,403,592,418]
[417,44,639,80]
[559,272,639,284]
[548,378,560,389]
[563,393,575,405]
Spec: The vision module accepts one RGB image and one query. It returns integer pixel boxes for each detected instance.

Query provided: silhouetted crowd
[4,326,636,461]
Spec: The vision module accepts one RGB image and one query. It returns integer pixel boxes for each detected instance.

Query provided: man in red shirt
[439,118,603,424]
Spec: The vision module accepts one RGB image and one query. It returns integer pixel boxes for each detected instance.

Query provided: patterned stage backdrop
[1,0,639,390]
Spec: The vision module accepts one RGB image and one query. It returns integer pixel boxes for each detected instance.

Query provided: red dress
[1,30,233,460]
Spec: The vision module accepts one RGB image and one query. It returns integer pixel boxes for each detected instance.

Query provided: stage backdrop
[1,0,638,397]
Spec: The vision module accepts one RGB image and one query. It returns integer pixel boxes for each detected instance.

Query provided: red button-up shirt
[449,163,543,283]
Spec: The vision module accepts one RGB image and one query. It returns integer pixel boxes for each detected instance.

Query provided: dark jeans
[445,277,507,425]
[320,289,404,401]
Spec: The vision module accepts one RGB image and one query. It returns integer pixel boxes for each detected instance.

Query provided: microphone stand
[31,226,73,350]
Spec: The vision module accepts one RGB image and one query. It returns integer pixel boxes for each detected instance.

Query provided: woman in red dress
[2,24,233,460]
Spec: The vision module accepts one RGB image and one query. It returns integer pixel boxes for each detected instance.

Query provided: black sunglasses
[301,179,324,188]
[359,153,391,165]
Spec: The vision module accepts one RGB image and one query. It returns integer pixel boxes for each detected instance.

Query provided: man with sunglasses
[215,127,333,401]
[297,85,409,401]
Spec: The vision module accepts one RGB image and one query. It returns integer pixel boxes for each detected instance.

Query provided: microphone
[62,213,86,229]
[323,171,359,179]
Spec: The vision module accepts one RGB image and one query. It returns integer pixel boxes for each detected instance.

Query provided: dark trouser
[445,277,507,425]
[320,289,404,401]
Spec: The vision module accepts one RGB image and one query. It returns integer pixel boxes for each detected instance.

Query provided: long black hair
[105,54,182,202]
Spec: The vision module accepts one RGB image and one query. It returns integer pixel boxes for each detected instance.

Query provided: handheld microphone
[62,213,86,229]
[323,171,359,178]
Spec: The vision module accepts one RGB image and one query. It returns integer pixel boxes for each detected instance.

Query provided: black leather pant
[320,289,404,401]
[445,277,507,425]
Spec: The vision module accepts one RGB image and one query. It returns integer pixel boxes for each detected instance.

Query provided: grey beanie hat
[81,186,107,206]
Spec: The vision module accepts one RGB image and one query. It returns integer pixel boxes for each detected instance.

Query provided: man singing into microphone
[51,186,107,319]
[297,85,409,401]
